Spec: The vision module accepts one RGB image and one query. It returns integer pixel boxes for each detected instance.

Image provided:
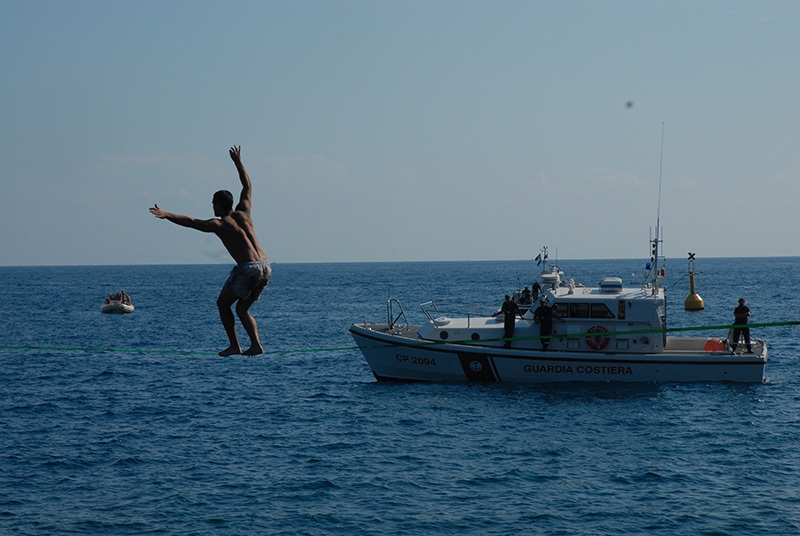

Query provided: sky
[1,0,798,266]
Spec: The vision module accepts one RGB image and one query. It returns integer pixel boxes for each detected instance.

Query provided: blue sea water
[2,257,800,535]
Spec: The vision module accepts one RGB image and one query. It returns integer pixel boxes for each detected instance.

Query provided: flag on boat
[535,252,549,266]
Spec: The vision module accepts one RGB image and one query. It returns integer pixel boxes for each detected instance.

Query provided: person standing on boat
[149,145,271,357]
[494,295,522,348]
[533,297,555,351]
[731,298,752,354]
[531,282,541,303]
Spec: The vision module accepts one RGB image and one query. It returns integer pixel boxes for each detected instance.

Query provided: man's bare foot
[243,344,263,356]
[218,345,242,357]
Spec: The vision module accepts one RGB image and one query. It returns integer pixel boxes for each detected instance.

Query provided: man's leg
[237,284,265,356]
[217,288,242,356]
[503,322,513,348]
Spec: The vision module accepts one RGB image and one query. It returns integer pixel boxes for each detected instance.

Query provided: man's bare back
[215,211,266,265]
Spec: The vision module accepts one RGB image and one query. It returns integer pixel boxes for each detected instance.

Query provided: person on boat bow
[494,295,522,348]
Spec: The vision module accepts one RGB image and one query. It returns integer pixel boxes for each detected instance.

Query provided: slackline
[1,321,798,357]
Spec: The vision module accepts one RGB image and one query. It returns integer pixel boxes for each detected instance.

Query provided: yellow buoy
[684,252,704,311]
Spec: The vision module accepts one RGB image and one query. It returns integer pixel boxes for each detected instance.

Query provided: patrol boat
[349,243,767,384]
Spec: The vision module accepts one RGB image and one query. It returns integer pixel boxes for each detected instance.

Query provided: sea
[2,257,800,535]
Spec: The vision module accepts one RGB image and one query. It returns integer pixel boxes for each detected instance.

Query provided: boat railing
[420,301,497,328]
[387,298,409,331]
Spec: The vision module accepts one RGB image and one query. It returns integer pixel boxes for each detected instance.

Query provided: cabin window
[557,302,616,319]
[590,303,615,319]
[553,303,569,317]
[569,303,589,318]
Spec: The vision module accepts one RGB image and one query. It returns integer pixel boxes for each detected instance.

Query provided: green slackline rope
[354,320,800,349]
[0,344,358,357]
[2,321,798,356]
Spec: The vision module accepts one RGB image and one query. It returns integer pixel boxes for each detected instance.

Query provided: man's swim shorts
[223,260,272,300]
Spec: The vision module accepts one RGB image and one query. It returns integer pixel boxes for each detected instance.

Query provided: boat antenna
[657,122,663,231]
[650,122,665,293]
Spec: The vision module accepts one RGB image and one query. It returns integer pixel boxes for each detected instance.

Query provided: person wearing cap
[533,297,555,351]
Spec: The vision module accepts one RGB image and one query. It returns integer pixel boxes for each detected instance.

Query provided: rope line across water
[0,344,359,357]
[2,321,798,357]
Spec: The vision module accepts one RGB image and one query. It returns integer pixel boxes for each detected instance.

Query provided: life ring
[586,325,610,350]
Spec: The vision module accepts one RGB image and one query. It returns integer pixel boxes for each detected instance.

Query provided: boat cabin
[418,273,666,354]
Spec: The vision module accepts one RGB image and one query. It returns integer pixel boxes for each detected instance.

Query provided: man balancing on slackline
[149,145,271,356]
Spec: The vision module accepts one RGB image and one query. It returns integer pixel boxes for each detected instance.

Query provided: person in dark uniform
[494,295,522,348]
[731,298,752,353]
[533,297,555,351]
[531,282,541,303]
[520,287,532,305]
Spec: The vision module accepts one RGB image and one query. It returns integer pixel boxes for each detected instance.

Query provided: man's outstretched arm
[150,204,220,233]
[229,145,252,213]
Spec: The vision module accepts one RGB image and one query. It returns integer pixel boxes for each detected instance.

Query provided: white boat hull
[350,324,767,384]
[101,302,135,314]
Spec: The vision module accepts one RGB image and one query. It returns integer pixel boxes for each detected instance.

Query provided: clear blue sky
[1,0,798,266]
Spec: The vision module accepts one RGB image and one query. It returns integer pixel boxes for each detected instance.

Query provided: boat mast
[650,123,665,295]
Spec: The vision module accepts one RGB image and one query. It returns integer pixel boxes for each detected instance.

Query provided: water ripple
[2,261,800,535]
